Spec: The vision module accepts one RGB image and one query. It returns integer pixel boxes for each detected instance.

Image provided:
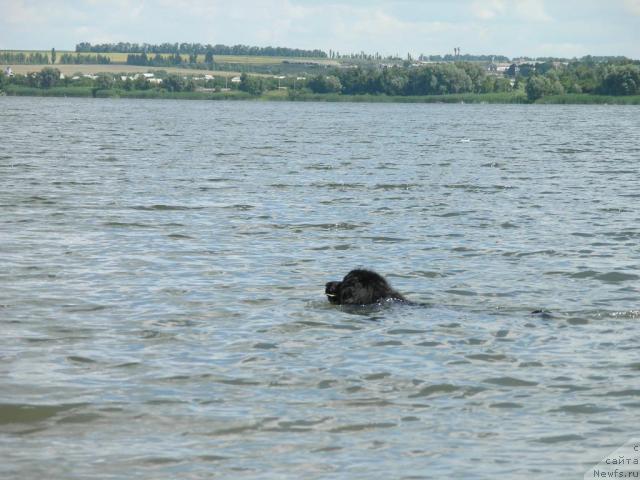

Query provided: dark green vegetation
[2,47,639,104]
[300,59,640,101]
[76,42,326,58]
[0,51,50,64]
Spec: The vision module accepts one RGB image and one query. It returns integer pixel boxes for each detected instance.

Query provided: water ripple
[2,98,640,479]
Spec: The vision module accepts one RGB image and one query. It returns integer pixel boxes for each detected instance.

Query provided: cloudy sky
[2,0,639,58]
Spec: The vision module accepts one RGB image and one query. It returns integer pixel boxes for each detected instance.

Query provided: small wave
[437,211,471,218]
[67,356,97,364]
[312,182,365,190]
[568,270,639,283]
[223,204,255,211]
[609,310,640,319]
[277,222,367,231]
[329,422,396,433]
[601,389,640,397]
[466,353,509,362]
[57,413,103,424]
[0,403,83,425]
[408,383,461,398]
[130,205,204,211]
[364,236,407,243]
[535,434,584,444]
[483,377,538,387]
[374,183,419,190]
[596,272,639,283]
[103,222,154,228]
[490,402,523,409]
[550,404,611,414]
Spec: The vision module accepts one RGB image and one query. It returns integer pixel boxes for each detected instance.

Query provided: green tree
[525,74,564,102]
[134,75,150,90]
[162,74,185,92]
[493,77,513,93]
[600,64,640,95]
[239,73,264,95]
[94,74,114,90]
[308,74,342,94]
[204,49,214,64]
[457,62,486,93]
[51,48,56,64]
[380,67,408,95]
[38,67,60,88]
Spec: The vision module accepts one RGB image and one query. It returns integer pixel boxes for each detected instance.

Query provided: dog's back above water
[325,269,407,306]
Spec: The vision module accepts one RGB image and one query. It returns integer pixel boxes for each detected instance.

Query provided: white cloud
[471,0,506,19]
[5,0,48,25]
[471,0,551,22]
[536,42,587,58]
[623,0,640,15]
[0,0,637,58]
[513,0,552,22]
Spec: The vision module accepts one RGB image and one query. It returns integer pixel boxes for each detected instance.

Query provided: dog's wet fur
[325,269,407,306]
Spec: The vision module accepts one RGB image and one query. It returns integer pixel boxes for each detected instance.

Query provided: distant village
[2,55,557,90]
[2,45,637,101]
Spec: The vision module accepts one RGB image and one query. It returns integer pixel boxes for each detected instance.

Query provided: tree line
[301,59,640,100]
[0,67,200,92]
[59,53,111,65]
[126,52,185,67]
[307,63,513,96]
[0,51,50,64]
[523,60,640,100]
[2,60,638,102]
[0,50,110,65]
[76,42,326,58]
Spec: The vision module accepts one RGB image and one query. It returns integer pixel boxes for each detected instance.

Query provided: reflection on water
[1,97,640,478]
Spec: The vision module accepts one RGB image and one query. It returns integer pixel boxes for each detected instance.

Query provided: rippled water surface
[1,97,639,479]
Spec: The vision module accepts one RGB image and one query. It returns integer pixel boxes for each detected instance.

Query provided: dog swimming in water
[325,269,407,306]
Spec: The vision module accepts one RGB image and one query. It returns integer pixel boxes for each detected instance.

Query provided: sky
[1,0,639,59]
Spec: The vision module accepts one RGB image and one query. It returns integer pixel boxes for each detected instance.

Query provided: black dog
[325,269,407,305]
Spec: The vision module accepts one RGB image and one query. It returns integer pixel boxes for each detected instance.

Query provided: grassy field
[535,93,640,104]
[0,50,336,66]
[3,64,246,77]
[0,85,526,103]
[3,85,95,97]
[213,55,336,65]
[4,81,638,105]
[287,91,529,103]
[3,84,254,100]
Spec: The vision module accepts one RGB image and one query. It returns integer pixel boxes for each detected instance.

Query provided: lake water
[1,96,639,479]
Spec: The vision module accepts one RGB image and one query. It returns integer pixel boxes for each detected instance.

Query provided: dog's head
[325,281,342,305]
[325,269,403,305]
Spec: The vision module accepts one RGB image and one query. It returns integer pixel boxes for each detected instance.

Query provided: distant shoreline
[2,85,640,105]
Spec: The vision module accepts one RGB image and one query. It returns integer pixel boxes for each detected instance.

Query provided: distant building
[486,62,511,75]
